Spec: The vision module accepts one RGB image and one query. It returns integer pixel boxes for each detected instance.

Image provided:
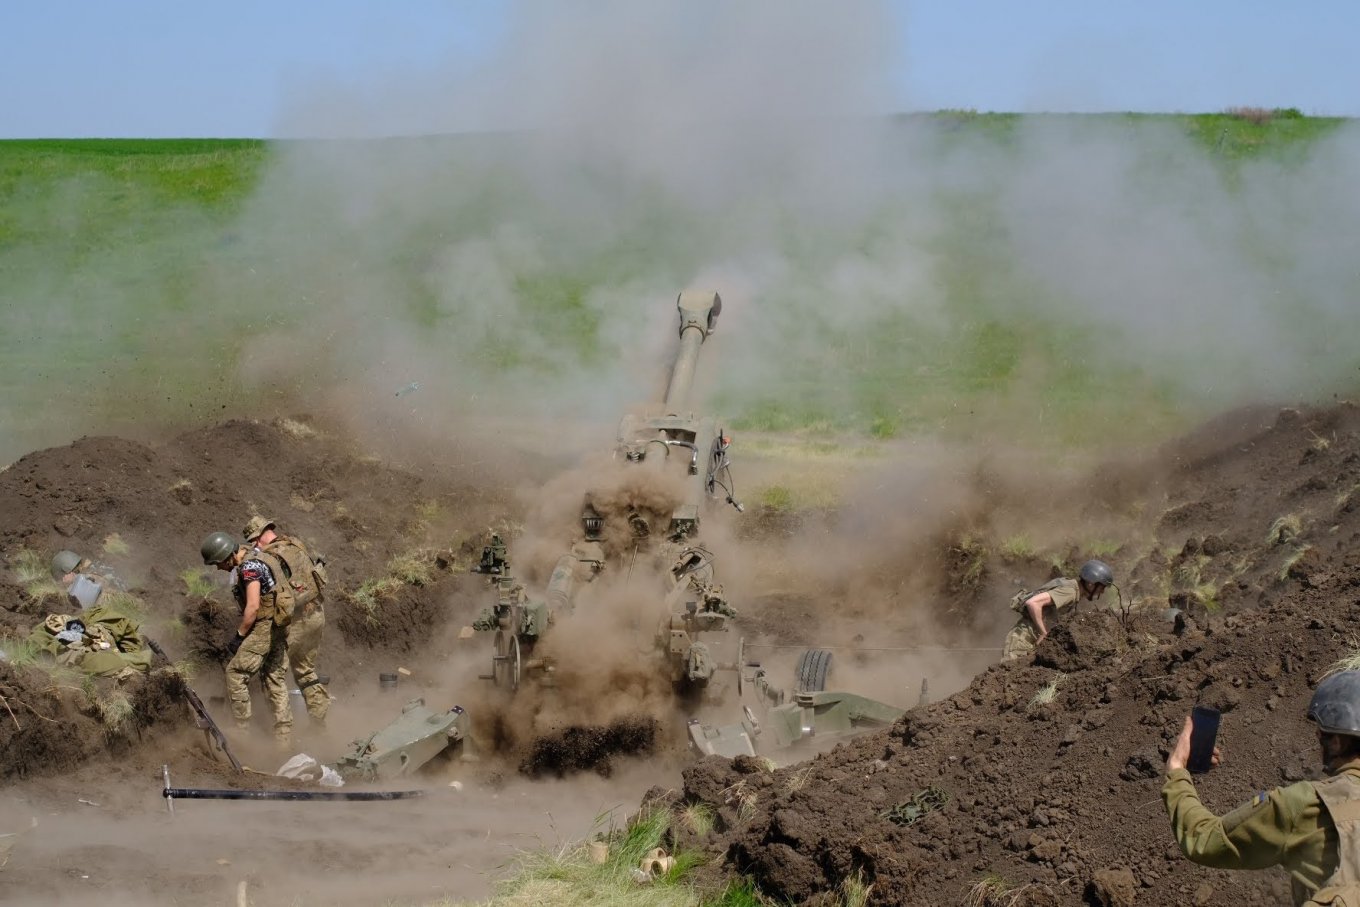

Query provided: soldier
[1001,559,1113,662]
[200,530,293,745]
[50,549,125,610]
[244,516,330,725]
[1164,671,1360,905]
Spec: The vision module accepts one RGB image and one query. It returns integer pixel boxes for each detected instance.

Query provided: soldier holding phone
[1163,671,1360,906]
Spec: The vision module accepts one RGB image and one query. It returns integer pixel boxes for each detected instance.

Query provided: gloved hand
[226,632,246,657]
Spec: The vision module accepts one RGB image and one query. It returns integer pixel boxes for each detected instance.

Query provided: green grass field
[0,111,1353,464]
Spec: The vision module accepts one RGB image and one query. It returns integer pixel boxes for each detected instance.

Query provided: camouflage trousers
[286,602,329,722]
[225,619,292,740]
[1002,617,1040,662]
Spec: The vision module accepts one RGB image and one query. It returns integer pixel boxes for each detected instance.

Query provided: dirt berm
[662,402,1360,906]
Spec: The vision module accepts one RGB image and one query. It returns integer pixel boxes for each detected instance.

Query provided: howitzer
[145,637,243,773]
[467,292,746,704]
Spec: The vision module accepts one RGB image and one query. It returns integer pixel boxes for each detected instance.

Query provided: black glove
[226,632,246,657]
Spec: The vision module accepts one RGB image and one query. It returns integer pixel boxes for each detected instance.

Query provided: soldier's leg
[262,624,294,744]
[225,622,273,728]
[1001,618,1038,662]
[287,605,329,722]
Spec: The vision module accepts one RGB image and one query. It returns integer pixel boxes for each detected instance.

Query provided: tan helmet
[51,550,83,580]
[243,516,276,543]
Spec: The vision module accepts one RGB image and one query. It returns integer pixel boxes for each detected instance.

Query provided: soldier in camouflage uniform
[201,530,293,745]
[1001,559,1114,662]
[1164,671,1360,906]
[244,516,330,724]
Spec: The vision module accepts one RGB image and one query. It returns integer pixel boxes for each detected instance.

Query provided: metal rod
[162,786,424,802]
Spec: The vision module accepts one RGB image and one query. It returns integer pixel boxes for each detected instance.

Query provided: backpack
[264,536,325,617]
[1009,578,1068,614]
[1306,774,1360,906]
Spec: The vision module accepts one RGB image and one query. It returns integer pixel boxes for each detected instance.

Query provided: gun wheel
[795,648,833,693]
[493,631,522,692]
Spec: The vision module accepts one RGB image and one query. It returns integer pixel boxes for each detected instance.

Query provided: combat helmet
[200,531,238,566]
[1079,559,1114,587]
[1309,671,1360,736]
[50,549,82,581]
[243,515,276,542]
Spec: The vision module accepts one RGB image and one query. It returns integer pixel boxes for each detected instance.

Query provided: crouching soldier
[1002,559,1114,662]
[200,530,293,746]
[50,549,126,610]
[244,516,330,725]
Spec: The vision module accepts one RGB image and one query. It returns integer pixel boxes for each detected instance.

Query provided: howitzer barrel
[663,292,722,412]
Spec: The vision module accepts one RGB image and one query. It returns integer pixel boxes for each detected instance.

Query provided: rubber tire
[795,648,832,693]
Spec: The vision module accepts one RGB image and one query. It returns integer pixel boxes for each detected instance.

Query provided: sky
[0,1,1355,138]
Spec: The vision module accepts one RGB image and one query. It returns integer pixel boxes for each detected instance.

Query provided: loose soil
[4,401,1360,905]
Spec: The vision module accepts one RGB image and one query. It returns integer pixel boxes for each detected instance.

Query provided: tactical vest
[1305,772,1360,906]
[264,535,325,615]
[234,549,295,628]
[1009,577,1070,614]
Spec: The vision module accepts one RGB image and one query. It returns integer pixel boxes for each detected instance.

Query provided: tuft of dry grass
[276,417,317,439]
[1267,514,1303,545]
[1027,672,1066,711]
[102,533,130,557]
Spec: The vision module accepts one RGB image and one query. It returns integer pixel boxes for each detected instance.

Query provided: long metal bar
[161,766,423,807]
[163,786,424,802]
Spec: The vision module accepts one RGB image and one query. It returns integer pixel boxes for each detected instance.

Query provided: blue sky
[1,1,1354,138]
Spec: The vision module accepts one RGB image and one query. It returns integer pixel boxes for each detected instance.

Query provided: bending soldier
[50,549,126,610]
[1164,671,1360,905]
[244,516,330,725]
[200,530,293,746]
[1001,559,1113,662]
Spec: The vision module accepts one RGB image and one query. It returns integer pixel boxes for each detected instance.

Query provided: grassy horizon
[1,110,1354,464]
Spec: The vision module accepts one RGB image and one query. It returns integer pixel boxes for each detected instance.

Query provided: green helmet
[51,549,82,580]
[200,531,238,566]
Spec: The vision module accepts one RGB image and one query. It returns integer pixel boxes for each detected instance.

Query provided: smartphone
[1188,705,1221,774]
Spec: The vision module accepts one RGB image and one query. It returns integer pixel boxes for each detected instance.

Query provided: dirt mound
[0,417,514,782]
[667,402,1360,904]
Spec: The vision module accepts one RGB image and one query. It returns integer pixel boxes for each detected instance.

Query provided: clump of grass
[785,765,814,794]
[679,803,715,838]
[1279,545,1312,582]
[100,590,148,622]
[1308,430,1332,452]
[289,492,316,512]
[477,808,707,907]
[965,874,1015,907]
[102,533,130,557]
[1027,672,1066,711]
[10,549,63,601]
[351,576,402,622]
[1089,539,1121,558]
[868,414,900,439]
[276,417,316,439]
[387,549,435,586]
[96,690,134,733]
[1336,484,1360,513]
[999,534,1035,561]
[180,567,216,600]
[0,637,44,668]
[722,780,760,825]
[837,870,873,907]
[1267,514,1303,545]
[948,533,987,593]
[756,485,794,511]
